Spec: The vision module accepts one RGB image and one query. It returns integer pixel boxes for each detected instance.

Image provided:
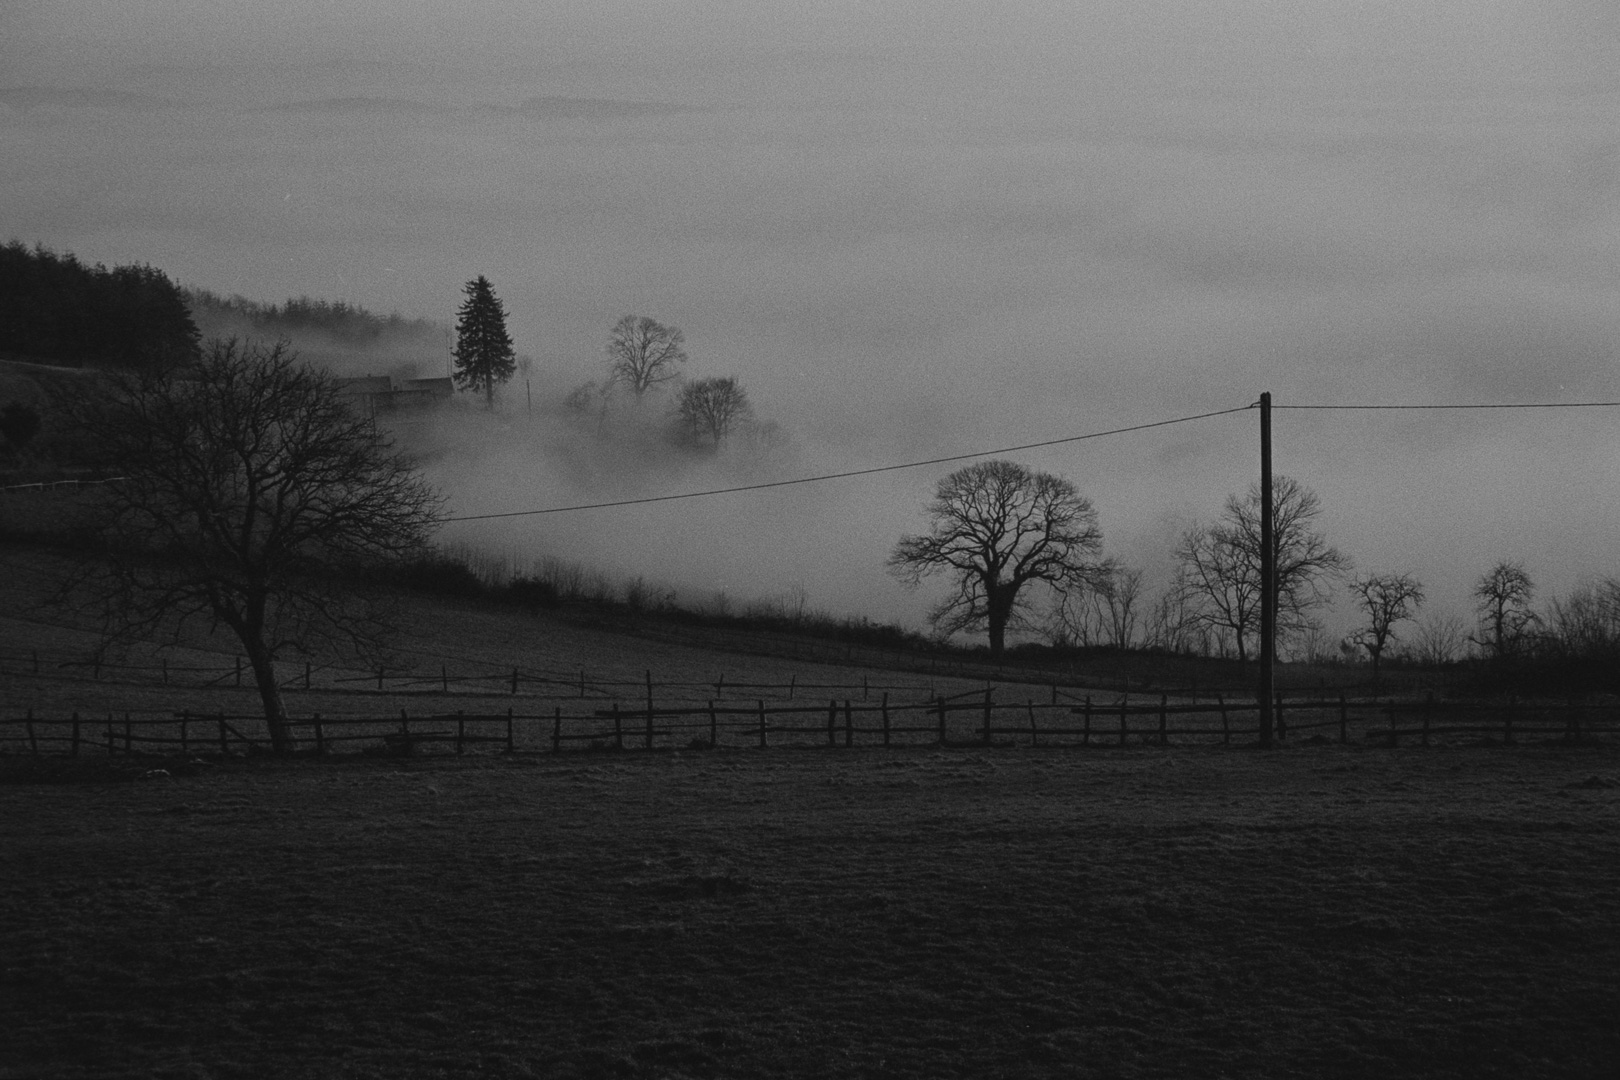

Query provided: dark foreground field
[4,744,1619,1080]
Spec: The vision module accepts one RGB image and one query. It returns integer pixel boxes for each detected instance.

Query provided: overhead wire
[442,404,1254,522]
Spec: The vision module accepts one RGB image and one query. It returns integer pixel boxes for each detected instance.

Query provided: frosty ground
[4,741,1617,1080]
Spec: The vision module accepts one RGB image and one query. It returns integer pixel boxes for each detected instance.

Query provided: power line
[1272,401,1620,410]
[442,404,1252,522]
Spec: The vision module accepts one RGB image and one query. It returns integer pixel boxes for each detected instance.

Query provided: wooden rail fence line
[2,696,1614,758]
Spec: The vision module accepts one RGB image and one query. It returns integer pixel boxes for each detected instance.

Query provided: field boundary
[4,692,1614,758]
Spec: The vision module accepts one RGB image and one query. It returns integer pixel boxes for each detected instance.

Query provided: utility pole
[1258,391,1275,747]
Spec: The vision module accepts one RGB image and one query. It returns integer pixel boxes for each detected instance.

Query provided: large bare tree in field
[1175,475,1348,662]
[68,339,442,751]
[606,315,687,398]
[1350,572,1425,678]
[889,460,1105,654]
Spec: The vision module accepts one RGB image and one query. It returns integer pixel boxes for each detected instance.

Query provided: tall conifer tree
[452,276,516,408]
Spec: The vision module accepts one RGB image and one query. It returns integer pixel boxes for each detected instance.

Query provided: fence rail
[3,693,1613,759]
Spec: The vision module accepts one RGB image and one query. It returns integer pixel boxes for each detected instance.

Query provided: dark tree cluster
[186,288,445,345]
[0,241,200,370]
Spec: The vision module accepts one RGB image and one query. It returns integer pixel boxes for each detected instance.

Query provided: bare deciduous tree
[606,315,687,398]
[1175,475,1349,663]
[66,339,442,751]
[1350,572,1425,678]
[1405,612,1467,666]
[675,376,752,447]
[889,460,1105,653]
[1472,560,1539,661]
[1049,562,1142,649]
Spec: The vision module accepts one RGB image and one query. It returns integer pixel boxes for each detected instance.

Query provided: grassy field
[4,541,1620,1078]
[4,744,1619,1079]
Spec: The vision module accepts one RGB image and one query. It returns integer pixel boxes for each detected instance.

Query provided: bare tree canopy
[1350,572,1425,677]
[452,275,515,408]
[607,315,687,397]
[1048,562,1142,649]
[67,339,442,750]
[1175,475,1349,662]
[675,376,752,447]
[1472,560,1539,661]
[889,460,1104,653]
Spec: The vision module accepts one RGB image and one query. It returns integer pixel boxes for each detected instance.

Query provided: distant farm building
[336,375,453,416]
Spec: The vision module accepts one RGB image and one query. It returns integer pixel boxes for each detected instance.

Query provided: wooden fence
[3,692,1614,758]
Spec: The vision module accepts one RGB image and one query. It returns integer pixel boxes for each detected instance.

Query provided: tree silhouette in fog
[675,376,751,447]
[889,460,1105,654]
[452,276,515,408]
[1350,572,1425,678]
[66,339,442,752]
[606,315,687,398]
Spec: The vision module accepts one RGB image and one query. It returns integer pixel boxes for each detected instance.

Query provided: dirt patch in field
[3,743,1618,1079]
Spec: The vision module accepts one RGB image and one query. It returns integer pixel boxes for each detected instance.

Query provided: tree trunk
[985,581,1016,655]
[244,637,293,753]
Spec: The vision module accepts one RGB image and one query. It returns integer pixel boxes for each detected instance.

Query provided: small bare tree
[1405,612,1468,666]
[1049,562,1142,648]
[65,339,442,751]
[1350,572,1425,678]
[1175,475,1349,663]
[1472,560,1540,661]
[675,376,752,447]
[889,460,1104,653]
[606,315,687,398]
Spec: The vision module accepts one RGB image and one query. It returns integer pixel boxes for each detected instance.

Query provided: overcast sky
[4,1,1618,641]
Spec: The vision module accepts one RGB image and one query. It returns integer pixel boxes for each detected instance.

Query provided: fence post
[881,693,890,747]
[827,699,837,748]
[71,711,81,757]
[613,704,623,751]
[376,666,384,691]
[1218,694,1229,745]
[757,700,766,748]
[716,673,725,698]
[579,668,586,697]
[1158,693,1168,746]
[982,687,994,746]
[1339,691,1348,744]
[789,674,795,701]
[936,697,947,745]
[1027,700,1038,747]
[1083,696,1092,746]
[709,701,718,747]
[313,713,325,755]
[1119,697,1128,746]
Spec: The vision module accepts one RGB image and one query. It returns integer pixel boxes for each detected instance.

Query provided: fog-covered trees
[890,460,1105,653]
[1350,572,1425,677]
[607,315,687,397]
[452,276,515,408]
[1174,475,1348,662]
[67,339,442,751]
[675,376,752,447]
